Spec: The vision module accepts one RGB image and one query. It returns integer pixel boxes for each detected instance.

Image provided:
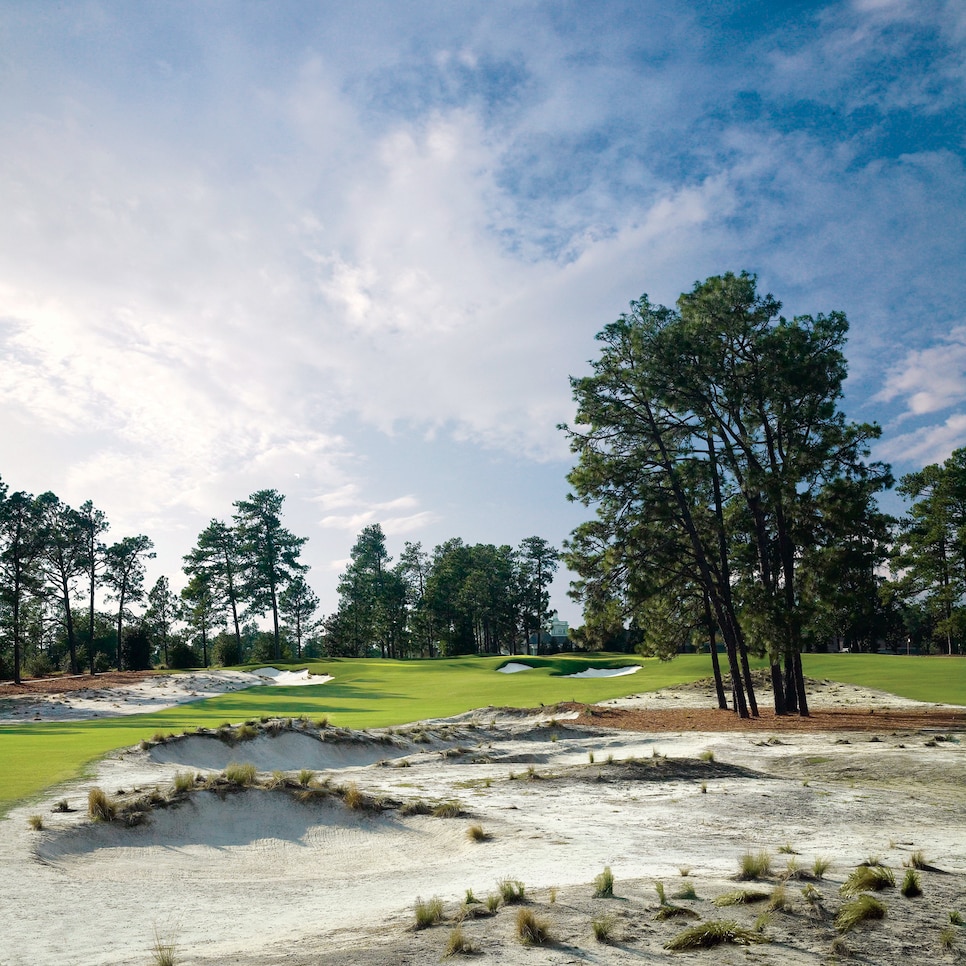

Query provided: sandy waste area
[0,669,964,965]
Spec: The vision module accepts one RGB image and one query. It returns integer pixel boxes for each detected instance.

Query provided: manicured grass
[801,654,966,705]
[1,653,962,812]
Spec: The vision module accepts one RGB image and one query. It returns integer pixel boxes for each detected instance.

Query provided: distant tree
[103,535,155,670]
[145,576,179,667]
[78,500,110,676]
[892,447,966,654]
[334,524,396,657]
[233,490,308,662]
[279,575,320,658]
[35,493,87,674]
[181,573,219,668]
[0,486,44,683]
[183,520,244,659]
[517,536,560,651]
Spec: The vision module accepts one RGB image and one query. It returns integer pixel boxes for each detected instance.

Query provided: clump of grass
[222,762,257,786]
[699,749,715,762]
[672,883,697,900]
[655,904,699,921]
[515,907,552,946]
[498,878,526,904]
[737,850,772,881]
[151,927,177,966]
[52,799,71,813]
[778,842,797,853]
[88,787,116,822]
[466,823,489,842]
[234,723,258,741]
[654,881,667,905]
[592,912,616,943]
[901,869,922,898]
[588,750,595,764]
[172,771,195,794]
[906,849,928,870]
[593,866,614,898]
[485,893,501,913]
[444,924,475,956]
[664,920,767,950]
[413,896,444,930]
[678,866,691,877]
[950,910,964,925]
[432,800,464,818]
[464,888,478,905]
[548,886,558,904]
[840,864,895,896]
[835,894,886,932]
[767,884,791,912]
[315,715,329,728]
[700,782,707,794]
[297,769,315,787]
[813,857,831,879]
[713,889,769,907]
[399,799,432,816]
[526,764,541,780]
[27,814,44,831]
[940,925,958,951]
[342,783,380,811]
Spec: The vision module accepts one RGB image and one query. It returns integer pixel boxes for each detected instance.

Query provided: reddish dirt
[0,671,154,696]
[567,703,966,733]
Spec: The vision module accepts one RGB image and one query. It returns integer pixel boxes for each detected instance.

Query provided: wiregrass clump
[737,850,772,881]
[840,864,895,896]
[835,894,887,932]
[444,924,475,956]
[172,771,195,794]
[713,889,770,907]
[900,869,922,898]
[222,762,257,786]
[515,907,552,946]
[498,878,526,904]
[665,920,768,950]
[151,928,177,966]
[593,866,615,898]
[466,823,489,842]
[413,896,444,930]
[592,912,617,943]
[88,787,116,822]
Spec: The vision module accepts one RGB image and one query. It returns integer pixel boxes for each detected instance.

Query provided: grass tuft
[906,849,928,870]
[713,889,769,907]
[485,893,500,913]
[151,928,177,966]
[840,864,895,896]
[900,869,922,898]
[737,850,772,881]
[593,866,614,898]
[592,912,616,943]
[466,823,489,842]
[515,907,552,946]
[672,883,697,901]
[172,771,195,794]
[27,814,44,831]
[835,894,887,932]
[443,924,475,956]
[940,926,957,951]
[432,799,464,818]
[812,856,831,879]
[298,769,315,787]
[665,920,767,950]
[222,762,257,786]
[413,896,444,930]
[699,749,715,762]
[498,878,526,904]
[767,884,791,912]
[88,787,116,822]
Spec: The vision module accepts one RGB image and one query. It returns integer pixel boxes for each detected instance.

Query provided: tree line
[0,482,561,681]
[563,272,965,718]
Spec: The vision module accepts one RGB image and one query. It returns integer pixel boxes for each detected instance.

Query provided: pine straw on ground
[0,671,154,695]
[566,704,966,734]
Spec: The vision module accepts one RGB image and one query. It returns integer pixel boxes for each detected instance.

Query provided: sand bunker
[249,667,333,686]
[496,662,533,673]
[1,685,964,966]
[565,665,640,678]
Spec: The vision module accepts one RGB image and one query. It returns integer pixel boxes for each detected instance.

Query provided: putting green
[1,653,962,812]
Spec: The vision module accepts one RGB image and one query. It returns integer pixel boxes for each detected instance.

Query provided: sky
[1,0,964,627]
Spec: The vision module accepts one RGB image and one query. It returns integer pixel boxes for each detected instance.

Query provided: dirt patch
[0,671,153,696]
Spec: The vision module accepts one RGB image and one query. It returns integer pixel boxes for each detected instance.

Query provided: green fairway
[1,653,963,812]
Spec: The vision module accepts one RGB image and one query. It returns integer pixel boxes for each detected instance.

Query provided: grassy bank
[1,653,962,811]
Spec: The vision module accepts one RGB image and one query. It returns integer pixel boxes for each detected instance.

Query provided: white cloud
[876,412,966,466]
[875,326,966,416]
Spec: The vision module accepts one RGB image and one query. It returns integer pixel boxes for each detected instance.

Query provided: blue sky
[1,0,964,626]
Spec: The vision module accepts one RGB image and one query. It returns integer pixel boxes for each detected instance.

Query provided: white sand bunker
[249,667,333,686]
[497,662,534,673]
[565,665,641,678]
